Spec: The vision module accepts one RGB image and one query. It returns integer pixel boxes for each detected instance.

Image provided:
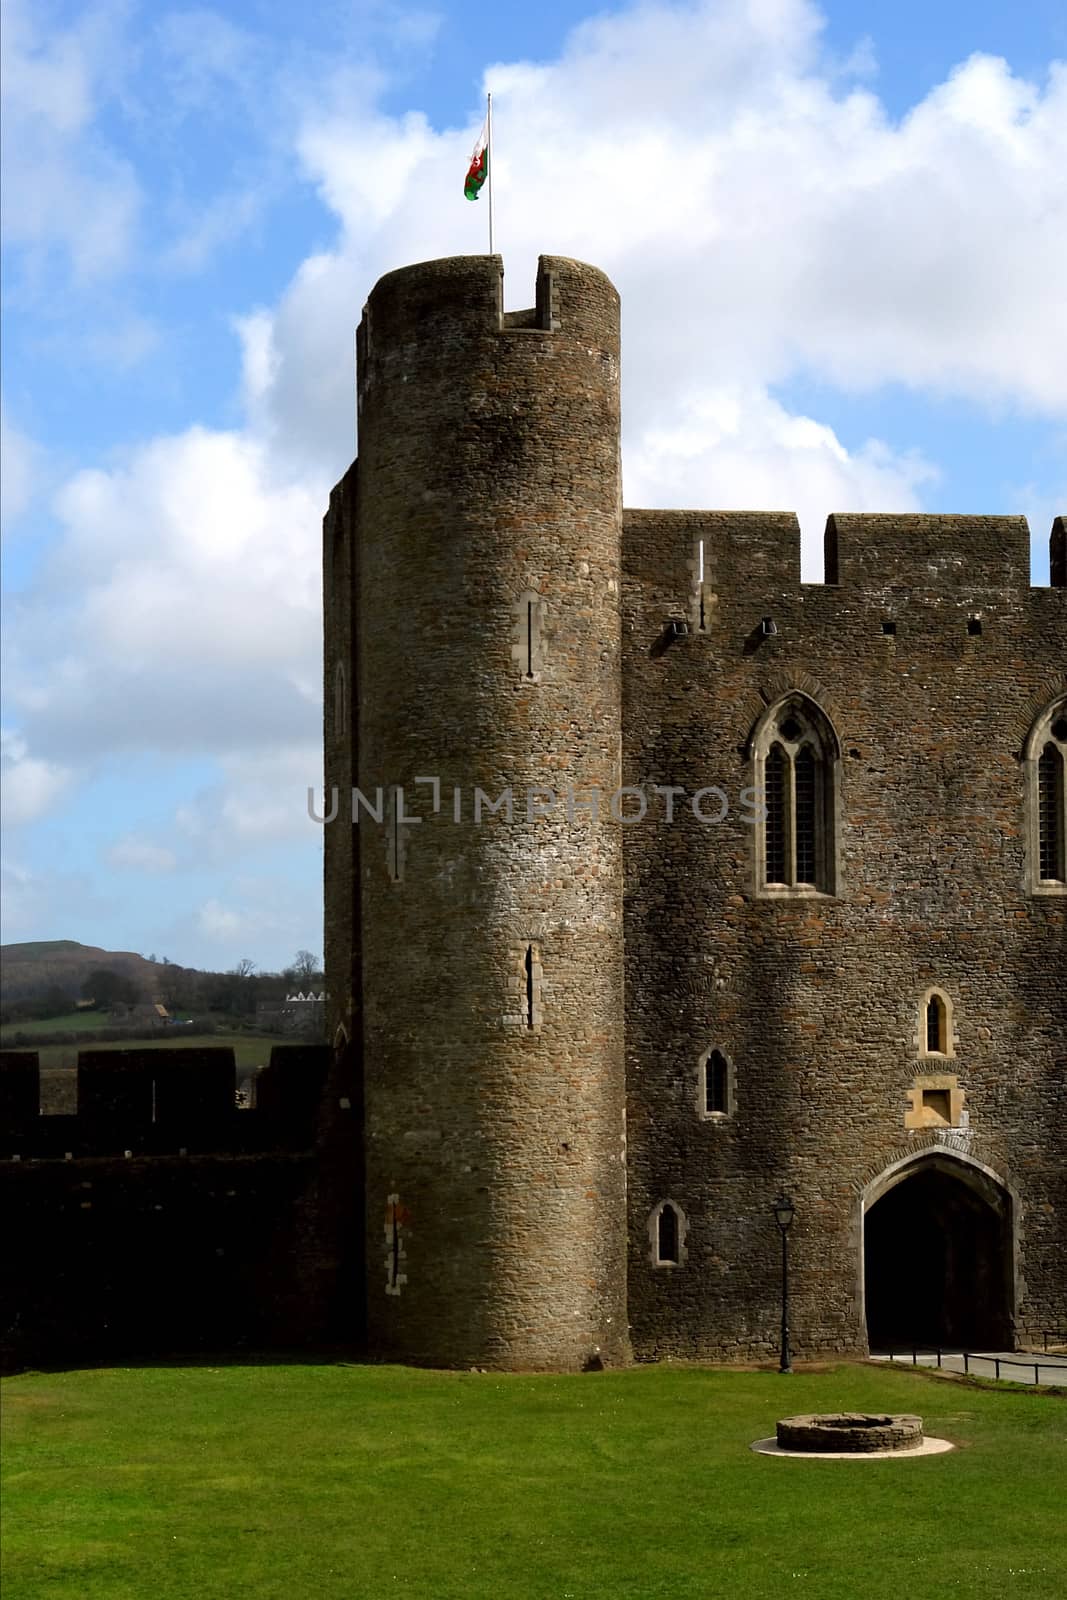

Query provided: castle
[2,253,1063,1373]
[323,254,1066,1371]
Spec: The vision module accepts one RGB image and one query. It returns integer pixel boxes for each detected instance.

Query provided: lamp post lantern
[773,1194,796,1374]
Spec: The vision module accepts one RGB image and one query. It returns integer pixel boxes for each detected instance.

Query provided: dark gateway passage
[865,1164,1013,1350]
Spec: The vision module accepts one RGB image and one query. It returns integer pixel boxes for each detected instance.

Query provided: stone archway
[863,1150,1015,1349]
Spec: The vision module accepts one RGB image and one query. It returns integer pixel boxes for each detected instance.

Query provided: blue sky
[2,0,1065,972]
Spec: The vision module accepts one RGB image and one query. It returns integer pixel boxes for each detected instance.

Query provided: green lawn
[2,1361,1064,1600]
[1,1012,119,1036]
[2,1032,281,1072]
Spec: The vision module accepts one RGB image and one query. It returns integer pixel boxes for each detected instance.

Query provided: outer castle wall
[344,255,630,1369]
[0,1045,343,1367]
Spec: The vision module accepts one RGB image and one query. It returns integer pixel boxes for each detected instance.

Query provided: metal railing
[881,1345,1066,1385]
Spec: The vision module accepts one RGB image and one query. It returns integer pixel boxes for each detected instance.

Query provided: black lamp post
[773,1194,796,1374]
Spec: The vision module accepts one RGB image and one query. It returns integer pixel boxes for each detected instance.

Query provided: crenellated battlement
[624,510,1065,637]
[355,254,619,419]
[0,1045,329,1161]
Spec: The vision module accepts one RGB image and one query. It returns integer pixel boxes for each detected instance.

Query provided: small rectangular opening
[967,617,982,636]
[922,1089,952,1126]
[882,620,896,636]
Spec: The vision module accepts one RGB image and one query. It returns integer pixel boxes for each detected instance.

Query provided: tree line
[0,951,323,1027]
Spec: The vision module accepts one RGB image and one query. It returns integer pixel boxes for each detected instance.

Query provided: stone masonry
[324,253,1067,1372]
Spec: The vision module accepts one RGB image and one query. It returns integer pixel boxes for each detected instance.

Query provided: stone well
[776,1413,924,1454]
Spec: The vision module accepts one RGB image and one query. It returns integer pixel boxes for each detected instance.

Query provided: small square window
[922,1089,952,1125]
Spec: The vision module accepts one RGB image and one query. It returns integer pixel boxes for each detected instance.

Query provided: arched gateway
[862,1150,1016,1350]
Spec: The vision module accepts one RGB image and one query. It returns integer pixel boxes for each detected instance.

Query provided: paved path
[870,1350,1067,1386]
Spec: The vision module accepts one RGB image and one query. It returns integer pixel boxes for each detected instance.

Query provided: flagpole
[487,91,494,255]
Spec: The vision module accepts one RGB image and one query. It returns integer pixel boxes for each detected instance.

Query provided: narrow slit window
[390,1202,400,1288]
[333,663,346,732]
[657,1203,679,1264]
[705,1050,728,1115]
[525,945,535,1028]
[1038,743,1065,881]
[387,786,402,882]
[765,745,787,884]
[515,590,544,681]
[926,994,946,1054]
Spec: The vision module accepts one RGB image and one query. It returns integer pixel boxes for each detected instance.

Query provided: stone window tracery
[751,695,840,895]
[1024,697,1067,894]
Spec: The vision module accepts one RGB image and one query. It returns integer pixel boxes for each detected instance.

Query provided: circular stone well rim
[776,1412,924,1454]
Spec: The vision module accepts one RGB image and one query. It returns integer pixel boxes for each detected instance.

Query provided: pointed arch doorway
[863,1151,1015,1349]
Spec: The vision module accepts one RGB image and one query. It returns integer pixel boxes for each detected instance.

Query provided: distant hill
[1,942,166,1006]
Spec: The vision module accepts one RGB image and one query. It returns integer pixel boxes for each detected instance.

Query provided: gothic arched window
[648,1199,688,1267]
[658,1203,679,1264]
[918,987,954,1059]
[699,1048,732,1118]
[751,695,840,894]
[1024,697,1067,893]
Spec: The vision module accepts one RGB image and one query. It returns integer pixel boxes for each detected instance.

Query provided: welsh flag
[464,117,488,200]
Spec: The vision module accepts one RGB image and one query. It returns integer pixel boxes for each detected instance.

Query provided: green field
[2,1361,1064,1600]
[1,1012,122,1036]
[0,1027,281,1072]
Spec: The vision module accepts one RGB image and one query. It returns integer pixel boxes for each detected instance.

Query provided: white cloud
[162,188,267,275]
[234,310,280,422]
[193,877,316,956]
[0,856,109,942]
[626,385,938,572]
[106,835,178,873]
[175,745,323,854]
[3,0,1064,925]
[4,427,323,760]
[0,404,41,536]
[244,1,1065,498]
[0,0,141,281]
[0,729,74,825]
[196,898,245,941]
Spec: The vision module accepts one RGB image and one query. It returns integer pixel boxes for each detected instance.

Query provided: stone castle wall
[334,255,630,1370]
[324,255,1064,1370]
[621,509,1066,1357]
[0,1044,360,1368]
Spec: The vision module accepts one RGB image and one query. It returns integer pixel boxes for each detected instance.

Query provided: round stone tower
[348,254,628,1370]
